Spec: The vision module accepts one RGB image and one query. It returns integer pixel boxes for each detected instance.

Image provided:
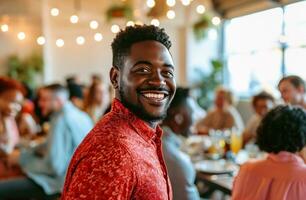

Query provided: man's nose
[148,70,166,86]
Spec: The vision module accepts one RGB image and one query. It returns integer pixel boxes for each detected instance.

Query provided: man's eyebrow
[164,64,174,69]
[133,61,152,67]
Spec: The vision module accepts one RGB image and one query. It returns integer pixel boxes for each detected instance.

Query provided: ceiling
[211,0,302,18]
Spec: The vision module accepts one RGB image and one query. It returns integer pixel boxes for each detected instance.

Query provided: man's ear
[110,66,119,89]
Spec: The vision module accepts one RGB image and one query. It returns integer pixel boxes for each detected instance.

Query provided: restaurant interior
[0,0,306,199]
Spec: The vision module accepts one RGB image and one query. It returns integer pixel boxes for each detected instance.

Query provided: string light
[167,10,176,19]
[196,5,206,14]
[111,24,120,33]
[1,24,9,32]
[17,32,26,40]
[126,21,135,27]
[89,20,99,30]
[94,33,103,42]
[76,36,85,45]
[151,19,160,26]
[70,15,79,24]
[50,8,59,16]
[147,0,156,8]
[56,39,65,47]
[166,0,176,7]
[212,16,221,25]
[181,0,191,6]
[37,36,45,45]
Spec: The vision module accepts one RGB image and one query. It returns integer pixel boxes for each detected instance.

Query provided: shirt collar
[162,126,182,148]
[268,151,305,165]
[111,98,162,142]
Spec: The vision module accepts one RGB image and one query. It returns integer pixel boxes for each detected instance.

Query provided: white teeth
[143,93,165,100]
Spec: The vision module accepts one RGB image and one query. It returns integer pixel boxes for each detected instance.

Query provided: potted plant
[193,14,213,41]
[106,3,133,22]
[7,53,43,89]
[193,59,223,109]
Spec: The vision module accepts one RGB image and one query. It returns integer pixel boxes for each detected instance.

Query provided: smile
[140,91,169,103]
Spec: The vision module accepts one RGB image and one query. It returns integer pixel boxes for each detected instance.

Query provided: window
[225,1,306,97]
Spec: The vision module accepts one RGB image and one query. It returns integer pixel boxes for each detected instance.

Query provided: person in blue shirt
[161,87,200,200]
[0,83,93,199]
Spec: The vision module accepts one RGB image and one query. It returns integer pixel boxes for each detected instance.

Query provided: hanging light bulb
[212,16,221,25]
[167,0,176,7]
[167,10,176,19]
[56,39,65,47]
[70,15,79,24]
[50,8,60,16]
[196,5,205,14]
[1,24,9,32]
[147,0,156,8]
[37,36,46,45]
[89,20,99,29]
[94,33,103,42]
[151,19,160,26]
[181,0,190,6]
[126,21,135,27]
[17,32,26,40]
[76,36,85,45]
[111,24,120,33]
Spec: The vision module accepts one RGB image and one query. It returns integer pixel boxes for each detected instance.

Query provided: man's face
[254,99,274,117]
[38,89,56,116]
[0,90,23,117]
[113,41,176,125]
[279,80,304,105]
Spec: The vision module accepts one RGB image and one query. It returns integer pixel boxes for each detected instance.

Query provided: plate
[194,159,238,175]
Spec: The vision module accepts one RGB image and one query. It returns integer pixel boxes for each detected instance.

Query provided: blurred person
[161,87,200,200]
[0,77,24,154]
[34,87,51,129]
[67,83,84,110]
[242,91,274,145]
[17,83,39,138]
[62,25,176,199]
[196,86,244,135]
[0,84,93,199]
[83,80,110,123]
[278,75,306,108]
[0,77,24,178]
[232,105,306,200]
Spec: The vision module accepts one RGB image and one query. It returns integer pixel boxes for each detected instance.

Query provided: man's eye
[136,68,150,73]
[163,71,174,78]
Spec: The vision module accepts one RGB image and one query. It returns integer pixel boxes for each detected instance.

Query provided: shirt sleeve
[62,142,137,200]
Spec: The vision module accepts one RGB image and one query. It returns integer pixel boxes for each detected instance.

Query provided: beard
[118,85,168,124]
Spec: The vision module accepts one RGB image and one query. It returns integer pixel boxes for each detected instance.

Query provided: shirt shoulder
[62,115,137,199]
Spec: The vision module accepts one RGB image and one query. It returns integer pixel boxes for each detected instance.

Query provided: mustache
[137,86,170,93]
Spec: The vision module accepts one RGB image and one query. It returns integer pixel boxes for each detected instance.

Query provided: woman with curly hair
[232,105,306,200]
[0,77,24,178]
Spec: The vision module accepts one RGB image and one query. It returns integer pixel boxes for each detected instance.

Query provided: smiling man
[62,25,176,200]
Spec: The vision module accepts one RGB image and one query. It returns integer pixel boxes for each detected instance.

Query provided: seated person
[162,87,200,200]
[0,77,24,178]
[232,105,306,200]
[0,84,93,199]
[196,86,244,135]
[278,75,306,109]
[242,91,274,145]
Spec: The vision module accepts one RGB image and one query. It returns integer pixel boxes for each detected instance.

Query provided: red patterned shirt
[62,99,172,200]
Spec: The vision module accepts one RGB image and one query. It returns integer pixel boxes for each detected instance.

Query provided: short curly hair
[111,25,172,69]
[256,105,306,153]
